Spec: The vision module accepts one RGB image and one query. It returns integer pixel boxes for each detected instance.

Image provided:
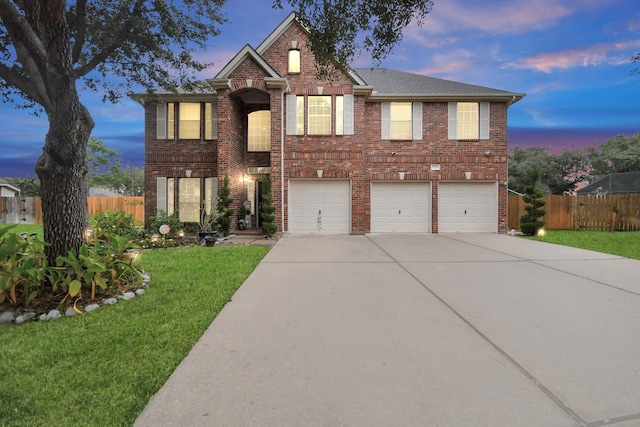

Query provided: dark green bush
[260,175,277,236]
[217,175,234,236]
[90,210,141,241]
[148,210,184,238]
[520,166,547,236]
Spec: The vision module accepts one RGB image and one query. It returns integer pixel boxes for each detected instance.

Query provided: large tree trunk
[35,89,94,264]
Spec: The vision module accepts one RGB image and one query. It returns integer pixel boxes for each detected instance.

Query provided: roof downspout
[281,90,285,233]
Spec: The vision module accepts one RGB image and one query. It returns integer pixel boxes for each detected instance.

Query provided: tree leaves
[275,0,433,78]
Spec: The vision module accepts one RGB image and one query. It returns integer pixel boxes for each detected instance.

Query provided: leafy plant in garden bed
[0,225,47,307]
[0,222,143,315]
[50,236,142,304]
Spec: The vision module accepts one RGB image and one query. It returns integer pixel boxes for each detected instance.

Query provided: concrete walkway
[135,234,640,427]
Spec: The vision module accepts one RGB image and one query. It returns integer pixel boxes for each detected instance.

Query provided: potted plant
[198,204,221,246]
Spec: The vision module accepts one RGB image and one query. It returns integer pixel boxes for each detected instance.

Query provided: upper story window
[381,102,422,141]
[457,102,479,140]
[390,102,412,140]
[288,49,301,73]
[156,102,217,140]
[448,102,490,140]
[248,110,271,152]
[285,94,354,136]
[308,96,331,135]
[179,103,201,139]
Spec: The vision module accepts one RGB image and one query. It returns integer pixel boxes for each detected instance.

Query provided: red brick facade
[136,13,522,234]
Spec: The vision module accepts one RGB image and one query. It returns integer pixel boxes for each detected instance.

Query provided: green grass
[528,230,640,260]
[0,245,269,426]
[0,223,43,239]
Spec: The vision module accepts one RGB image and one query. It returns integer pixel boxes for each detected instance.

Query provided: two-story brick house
[132,12,524,234]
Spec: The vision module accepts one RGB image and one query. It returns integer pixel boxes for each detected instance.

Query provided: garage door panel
[371,182,431,232]
[289,181,350,233]
[438,182,497,233]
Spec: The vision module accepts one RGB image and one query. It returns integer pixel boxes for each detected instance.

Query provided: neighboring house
[132,13,525,234]
[577,172,640,195]
[88,187,124,197]
[0,179,20,197]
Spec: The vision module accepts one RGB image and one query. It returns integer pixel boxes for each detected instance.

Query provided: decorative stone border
[0,272,151,326]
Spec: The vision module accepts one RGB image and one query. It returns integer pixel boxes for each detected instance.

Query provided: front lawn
[0,245,269,426]
[528,230,640,260]
[0,223,43,239]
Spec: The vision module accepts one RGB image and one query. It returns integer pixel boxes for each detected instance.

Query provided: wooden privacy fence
[508,194,640,231]
[0,197,145,225]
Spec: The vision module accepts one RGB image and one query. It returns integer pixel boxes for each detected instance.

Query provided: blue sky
[1,0,639,177]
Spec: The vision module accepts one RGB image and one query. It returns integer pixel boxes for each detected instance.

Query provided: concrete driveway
[135,233,640,427]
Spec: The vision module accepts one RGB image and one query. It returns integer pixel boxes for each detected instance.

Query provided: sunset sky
[1,0,639,177]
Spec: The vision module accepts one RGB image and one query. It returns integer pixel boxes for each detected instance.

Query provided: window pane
[248,110,271,152]
[308,96,331,135]
[205,103,212,140]
[178,178,200,222]
[296,96,304,135]
[457,102,479,139]
[335,96,344,135]
[390,102,412,140]
[167,178,174,215]
[288,49,300,73]
[167,103,175,139]
[179,103,201,139]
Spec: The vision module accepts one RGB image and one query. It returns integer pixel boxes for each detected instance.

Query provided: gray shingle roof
[353,68,524,102]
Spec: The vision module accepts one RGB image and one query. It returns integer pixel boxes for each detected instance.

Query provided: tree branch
[74,0,147,79]
[0,37,50,109]
[71,0,88,64]
[0,0,48,65]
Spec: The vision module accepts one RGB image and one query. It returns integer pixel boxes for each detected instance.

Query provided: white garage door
[371,182,431,232]
[438,182,497,232]
[289,180,350,233]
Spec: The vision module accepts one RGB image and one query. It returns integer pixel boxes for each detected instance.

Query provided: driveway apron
[135,234,640,427]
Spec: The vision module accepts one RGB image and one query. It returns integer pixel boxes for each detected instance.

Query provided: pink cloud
[505,40,640,72]
[410,49,475,77]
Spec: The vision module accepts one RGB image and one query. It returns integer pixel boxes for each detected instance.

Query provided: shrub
[90,210,142,241]
[217,175,234,236]
[520,166,547,236]
[148,210,184,238]
[260,175,277,236]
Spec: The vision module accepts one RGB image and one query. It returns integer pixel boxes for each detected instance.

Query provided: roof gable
[256,12,300,55]
[215,44,281,80]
